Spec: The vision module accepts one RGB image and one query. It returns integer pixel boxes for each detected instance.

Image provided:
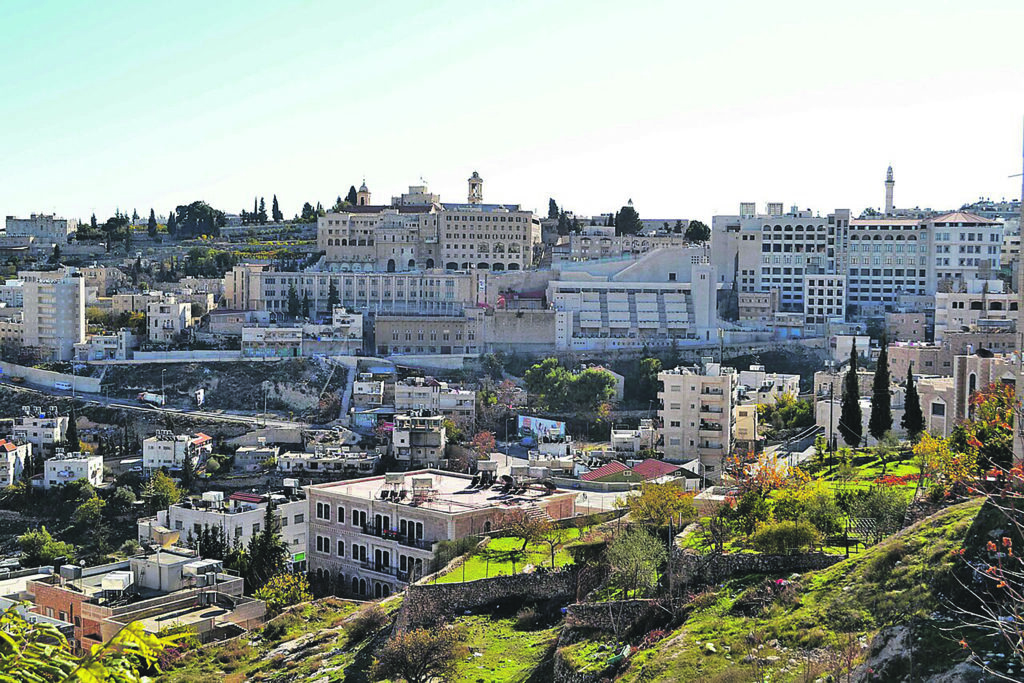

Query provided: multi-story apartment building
[73,329,136,361]
[658,361,736,477]
[374,315,479,356]
[13,413,68,455]
[142,431,213,473]
[278,446,379,476]
[0,279,24,308]
[392,412,447,468]
[20,269,85,361]
[0,439,30,487]
[394,377,476,425]
[305,470,576,598]
[562,229,693,263]
[138,491,307,565]
[41,452,103,489]
[5,214,78,244]
[146,295,191,343]
[736,365,800,404]
[925,211,1003,294]
[802,274,846,331]
[241,325,303,358]
[844,215,927,316]
[933,284,1016,341]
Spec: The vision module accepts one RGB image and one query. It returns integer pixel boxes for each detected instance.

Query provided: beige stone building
[306,470,576,598]
[394,377,476,425]
[374,315,478,356]
[658,361,736,477]
[5,214,78,244]
[885,311,928,342]
[146,295,192,343]
[21,269,85,361]
[392,412,447,468]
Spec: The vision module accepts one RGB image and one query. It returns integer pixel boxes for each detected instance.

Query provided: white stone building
[41,452,102,489]
[142,431,213,473]
[20,269,85,361]
[13,413,68,455]
[658,360,737,477]
[5,214,78,245]
[146,295,192,343]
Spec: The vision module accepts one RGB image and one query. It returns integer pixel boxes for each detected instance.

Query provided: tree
[328,280,340,309]
[901,364,924,440]
[65,410,80,451]
[470,430,496,461]
[615,202,642,235]
[869,338,892,442]
[839,341,863,447]
[0,605,178,682]
[673,219,685,234]
[109,486,137,518]
[684,219,711,242]
[147,208,158,238]
[548,198,559,219]
[750,520,820,554]
[271,194,283,222]
[620,482,697,528]
[300,202,316,221]
[254,572,311,614]
[372,626,466,683]
[90,212,98,232]
[635,357,662,404]
[50,244,61,264]
[245,502,289,589]
[523,358,570,411]
[143,471,182,513]
[950,382,1015,470]
[18,526,74,566]
[914,433,977,493]
[607,527,666,598]
[566,367,617,414]
[500,508,551,551]
[258,197,268,225]
[287,284,300,319]
[346,185,358,205]
[301,291,311,319]
[166,208,177,237]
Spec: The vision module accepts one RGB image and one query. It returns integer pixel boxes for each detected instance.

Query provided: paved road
[1,379,307,429]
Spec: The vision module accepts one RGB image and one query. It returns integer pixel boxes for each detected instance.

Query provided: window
[294,513,304,524]
[337,506,345,523]
[931,402,945,417]
[252,523,260,535]
[316,502,331,521]
[315,535,330,553]
[337,540,345,557]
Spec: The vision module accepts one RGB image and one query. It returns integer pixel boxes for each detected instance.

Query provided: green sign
[292,552,306,562]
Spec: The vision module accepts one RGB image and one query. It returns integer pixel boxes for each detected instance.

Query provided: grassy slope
[432,529,581,584]
[611,498,984,682]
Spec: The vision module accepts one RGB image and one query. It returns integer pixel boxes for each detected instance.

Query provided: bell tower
[884,165,895,215]
[468,171,483,205]
[357,180,371,206]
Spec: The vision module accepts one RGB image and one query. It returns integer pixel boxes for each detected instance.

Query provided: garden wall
[394,569,575,633]
[563,599,659,633]
[673,549,841,586]
[0,361,102,393]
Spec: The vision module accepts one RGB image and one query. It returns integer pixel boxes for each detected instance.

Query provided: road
[1,379,308,430]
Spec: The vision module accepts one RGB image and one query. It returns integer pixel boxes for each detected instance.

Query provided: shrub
[345,604,388,642]
[750,520,820,554]
[515,606,542,630]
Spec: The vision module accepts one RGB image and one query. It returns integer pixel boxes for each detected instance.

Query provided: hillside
[160,498,1012,682]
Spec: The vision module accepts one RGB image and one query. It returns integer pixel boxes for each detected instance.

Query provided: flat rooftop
[308,469,567,514]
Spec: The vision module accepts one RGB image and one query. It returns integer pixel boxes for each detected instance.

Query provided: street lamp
[161,369,166,407]
[505,415,516,468]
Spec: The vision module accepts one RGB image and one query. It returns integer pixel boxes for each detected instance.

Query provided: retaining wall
[0,361,102,393]
[563,599,659,633]
[394,569,575,632]
[673,549,841,586]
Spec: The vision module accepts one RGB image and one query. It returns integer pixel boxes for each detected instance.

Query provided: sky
[1,0,1023,225]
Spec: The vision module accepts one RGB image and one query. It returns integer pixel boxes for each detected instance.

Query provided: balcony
[361,524,433,550]
[699,405,723,414]
[359,560,410,581]
[701,388,724,396]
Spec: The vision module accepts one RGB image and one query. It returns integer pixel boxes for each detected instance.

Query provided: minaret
[356,180,371,206]
[468,171,483,205]
[884,165,895,215]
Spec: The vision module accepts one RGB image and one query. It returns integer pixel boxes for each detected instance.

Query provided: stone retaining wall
[673,549,841,586]
[394,569,575,632]
[563,599,659,634]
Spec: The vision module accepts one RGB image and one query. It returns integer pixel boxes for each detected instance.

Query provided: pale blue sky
[2,1,1023,225]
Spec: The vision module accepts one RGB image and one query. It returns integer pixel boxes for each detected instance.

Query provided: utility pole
[829,379,835,475]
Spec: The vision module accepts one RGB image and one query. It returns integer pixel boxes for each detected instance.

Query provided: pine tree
[839,341,863,447]
[65,410,80,451]
[253,197,258,220]
[901,364,924,439]
[287,284,300,319]
[301,292,310,319]
[147,209,158,238]
[328,280,340,309]
[90,213,98,232]
[131,209,139,224]
[548,198,559,219]
[272,195,283,222]
[346,186,358,205]
[167,209,177,237]
[869,338,892,442]
[245,502,289,588]
[258,197,268,225]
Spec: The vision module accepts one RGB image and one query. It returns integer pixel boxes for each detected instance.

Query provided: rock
[705,642,717,654]
[768,639,779,648]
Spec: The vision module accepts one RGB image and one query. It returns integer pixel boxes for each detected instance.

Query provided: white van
[54,381,72,391]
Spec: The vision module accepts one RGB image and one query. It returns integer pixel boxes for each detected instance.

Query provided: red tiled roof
[581,460,630,481]
[0,441,14,452]
[229,492,265,504]
[192,433,212,445]
[631,458,681,480]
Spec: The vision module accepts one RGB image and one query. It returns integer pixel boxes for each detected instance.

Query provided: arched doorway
[387,259,396,273]
[426,258,435,269]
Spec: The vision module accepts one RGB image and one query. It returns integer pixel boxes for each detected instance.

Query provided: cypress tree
[901,364,924,439]
[868,338,892,441]
[147,209,157,238]
[272,195,283,222]
[167,209,177,237]
[301,292,310,319]
[346,185,358,205]
[839,341,863,447]
[287,284,300,319]
[328,280,340,309]
[65,410,80,451]
[258,197,268,225]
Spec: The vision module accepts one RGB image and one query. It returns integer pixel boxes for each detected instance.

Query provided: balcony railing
[699,405,723,414]
[701,388,724,396]
[359,560,410,581]
[361,524,433,550]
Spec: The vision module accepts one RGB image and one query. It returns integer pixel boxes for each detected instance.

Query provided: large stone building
[5,214,78,244]
[317,175,541,274]
[20,269,85,361]
[305,470,576,598]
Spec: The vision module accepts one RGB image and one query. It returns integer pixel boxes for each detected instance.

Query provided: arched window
[387,259,396,273]
[426,258,435,268]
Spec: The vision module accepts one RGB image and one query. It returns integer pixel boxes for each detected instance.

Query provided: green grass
[609,498,985,682]
[450,615,560,682]
[433,528,581,584]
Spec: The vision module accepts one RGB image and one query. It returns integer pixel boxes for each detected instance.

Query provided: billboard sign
[517,415,566,440]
